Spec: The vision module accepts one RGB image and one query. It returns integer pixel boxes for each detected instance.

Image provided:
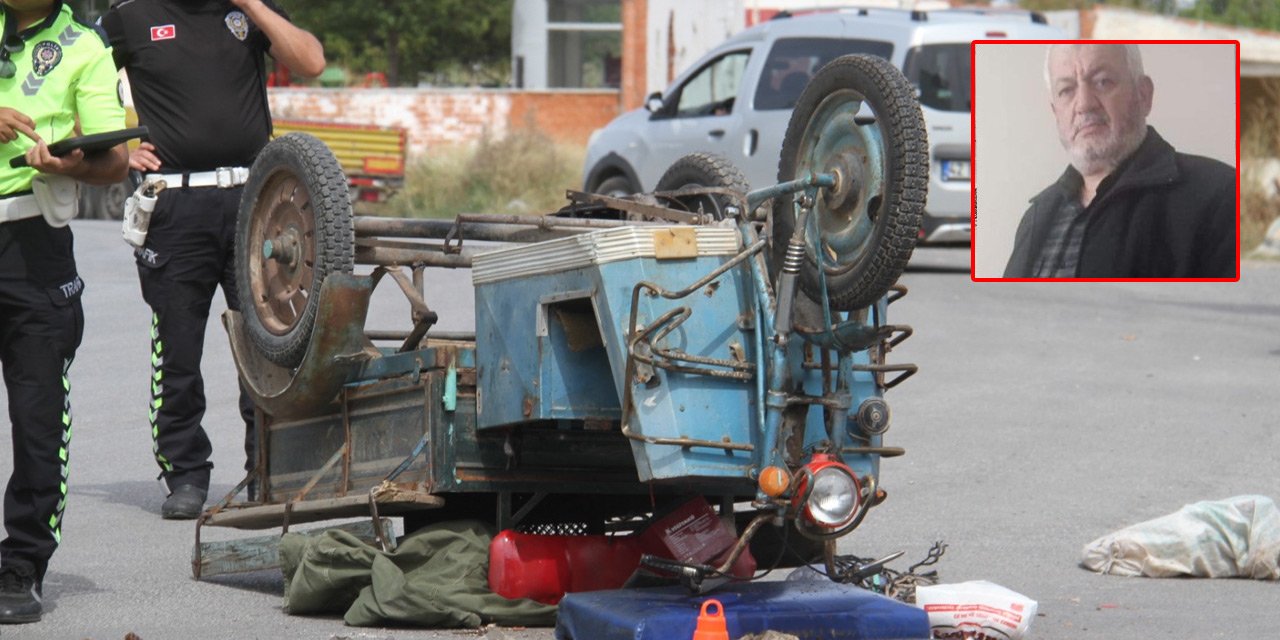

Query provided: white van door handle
[707,129,726,140]
[743,129,758,156]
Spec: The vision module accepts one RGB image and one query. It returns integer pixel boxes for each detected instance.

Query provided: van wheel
[655,152,748,220]
[772,54,927,311]
[595,175,637,198]
[236,133,354,368]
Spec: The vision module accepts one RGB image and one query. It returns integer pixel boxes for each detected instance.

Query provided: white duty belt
[0,194,41,223]
[146,166,250,189]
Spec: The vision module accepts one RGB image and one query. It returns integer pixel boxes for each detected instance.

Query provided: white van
[581,7,1066,245]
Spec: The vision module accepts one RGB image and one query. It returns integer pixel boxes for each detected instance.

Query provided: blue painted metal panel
[555,581,930,640]
[472,225,896,484]
[593,256,757,481]
[475,247,759,481]
[475,269,621,428]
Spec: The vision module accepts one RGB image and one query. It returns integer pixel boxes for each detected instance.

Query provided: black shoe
[0,565,42,624]
[162,484,207,519]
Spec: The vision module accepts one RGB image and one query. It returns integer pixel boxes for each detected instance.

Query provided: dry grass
[1241,78,1280,256]
[388,127,585,219]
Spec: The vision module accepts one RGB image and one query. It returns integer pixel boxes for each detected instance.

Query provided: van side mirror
[645,92,665,113]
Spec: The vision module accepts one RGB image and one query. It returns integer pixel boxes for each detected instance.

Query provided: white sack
[1080,495,1280,579]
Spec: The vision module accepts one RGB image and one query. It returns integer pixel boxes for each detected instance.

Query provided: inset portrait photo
[972,41,1239,281]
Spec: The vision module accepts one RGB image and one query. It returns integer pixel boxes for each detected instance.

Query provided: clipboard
[8,126,149,168]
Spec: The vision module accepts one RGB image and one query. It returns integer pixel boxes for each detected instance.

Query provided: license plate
[941,160,970,182]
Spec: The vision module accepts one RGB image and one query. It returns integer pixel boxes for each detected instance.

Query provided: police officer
[99,0,323,519]
[1,0,129,623]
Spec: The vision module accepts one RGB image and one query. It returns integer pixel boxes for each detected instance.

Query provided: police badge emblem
[31,41,62,77]
[225,11,249,41]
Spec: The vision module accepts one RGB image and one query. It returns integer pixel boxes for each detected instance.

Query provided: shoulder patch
[150,24,176,41]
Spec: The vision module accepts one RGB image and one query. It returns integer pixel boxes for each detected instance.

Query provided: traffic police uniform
[0,0,124,607]
[100,0,290,505]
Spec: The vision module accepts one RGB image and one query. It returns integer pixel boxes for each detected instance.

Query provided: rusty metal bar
[715,512,774,575]
[850,362,918,389]
[840,446,906,457]
[563,190,704,224]
[629,307,755,381]
[340,388,352,497]
[364,329,475,342]
[354,244,477,268]
[379,267,438,352]
[292,445,348,503]
[352,214,636,242]
[618,239,767,453]
[620,431,755,452]
[356,238,468,256]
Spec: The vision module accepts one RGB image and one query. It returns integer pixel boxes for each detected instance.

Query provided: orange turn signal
[758,465,791,497]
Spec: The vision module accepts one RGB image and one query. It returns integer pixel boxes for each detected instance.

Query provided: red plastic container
[488,497,756,604]
[489,531,644,604]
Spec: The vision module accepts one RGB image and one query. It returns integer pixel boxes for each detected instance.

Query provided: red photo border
[968,40,1241,283]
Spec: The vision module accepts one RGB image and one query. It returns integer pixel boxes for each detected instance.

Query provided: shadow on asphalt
[903,263,970,275]
[43,570,107,615]
[71,480,248,516]
[71,479,166,514]
[201,569,286,597]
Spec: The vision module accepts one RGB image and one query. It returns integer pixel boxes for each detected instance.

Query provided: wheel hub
[248,170,316,336]
[800,92,886,273]
[820,153,861,219]
[263,227,303,269]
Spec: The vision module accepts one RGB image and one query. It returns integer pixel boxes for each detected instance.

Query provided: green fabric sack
[280,519,557,628]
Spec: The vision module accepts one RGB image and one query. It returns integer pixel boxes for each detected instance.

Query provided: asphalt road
[1,221,1278,639]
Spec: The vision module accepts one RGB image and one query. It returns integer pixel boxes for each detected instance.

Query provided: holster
[31,174,80,228]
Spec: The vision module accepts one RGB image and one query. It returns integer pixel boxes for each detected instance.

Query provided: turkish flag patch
[150,24,176,41]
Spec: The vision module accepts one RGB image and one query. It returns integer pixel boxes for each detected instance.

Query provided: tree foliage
[65,0,514,86]
[1183,0,1280,31]
[1018,0,1180,12]
[274,0,513,86]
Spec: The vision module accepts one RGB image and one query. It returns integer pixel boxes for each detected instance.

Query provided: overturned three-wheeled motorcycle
[196,54,928,606]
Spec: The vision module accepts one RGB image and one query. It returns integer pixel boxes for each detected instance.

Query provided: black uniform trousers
[135,186,254,493]
[0,221,83,583]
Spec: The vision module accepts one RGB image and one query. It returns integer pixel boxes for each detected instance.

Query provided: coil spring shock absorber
[774,196,813,342]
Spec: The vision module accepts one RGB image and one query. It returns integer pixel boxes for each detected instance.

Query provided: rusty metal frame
[616,238,769,454]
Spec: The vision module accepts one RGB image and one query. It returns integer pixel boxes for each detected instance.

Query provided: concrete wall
[512,0,550,89]
[644,0,743,97]
[267,88,620,156]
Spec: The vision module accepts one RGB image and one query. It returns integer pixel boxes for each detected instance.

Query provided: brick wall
[267,88,621,156]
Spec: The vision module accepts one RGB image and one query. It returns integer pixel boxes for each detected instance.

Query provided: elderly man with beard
[1003,44,1235,278]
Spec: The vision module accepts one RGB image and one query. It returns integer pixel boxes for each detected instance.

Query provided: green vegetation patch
[389,128,586,219]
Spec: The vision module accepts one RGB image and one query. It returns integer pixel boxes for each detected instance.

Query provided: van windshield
[904,44,970,113]
[754,37,893,111]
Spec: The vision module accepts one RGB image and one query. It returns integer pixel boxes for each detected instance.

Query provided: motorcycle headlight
[791,454,861,529]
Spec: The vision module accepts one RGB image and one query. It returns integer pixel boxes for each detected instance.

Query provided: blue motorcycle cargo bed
[554,580,930,640]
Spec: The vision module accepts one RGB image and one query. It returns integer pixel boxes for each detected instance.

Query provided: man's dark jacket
[1003,127,1236,278]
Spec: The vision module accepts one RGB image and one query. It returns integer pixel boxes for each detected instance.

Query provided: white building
[512,0,947,101]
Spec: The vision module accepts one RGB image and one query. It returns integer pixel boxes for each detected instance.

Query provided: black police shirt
[101,0,286,172]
